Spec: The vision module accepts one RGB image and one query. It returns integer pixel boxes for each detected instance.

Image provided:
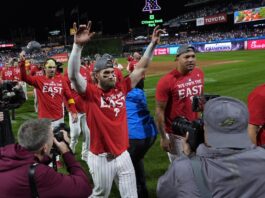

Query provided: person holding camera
[0,119,92,197]
[155,45,204,162]
[68,21,165,197]
[157,96,265,198]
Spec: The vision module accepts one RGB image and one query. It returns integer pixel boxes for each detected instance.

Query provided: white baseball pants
[88,150,137,198]
[69,112,90,161]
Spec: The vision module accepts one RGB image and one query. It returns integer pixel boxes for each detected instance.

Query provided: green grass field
[10,49,265,197]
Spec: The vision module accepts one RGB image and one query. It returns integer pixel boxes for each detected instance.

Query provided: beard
[99,79,115,90]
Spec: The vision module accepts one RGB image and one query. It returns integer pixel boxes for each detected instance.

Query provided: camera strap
[28,163,39,198]
[190,156,212,198]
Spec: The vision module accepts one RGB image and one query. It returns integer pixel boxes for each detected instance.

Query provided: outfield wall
[152,37,265,55]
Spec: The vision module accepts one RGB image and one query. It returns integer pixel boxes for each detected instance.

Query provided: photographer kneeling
[157,96,265,198]
[0,119,92,198]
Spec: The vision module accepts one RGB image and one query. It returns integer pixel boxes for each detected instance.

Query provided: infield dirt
[145,60,243,76]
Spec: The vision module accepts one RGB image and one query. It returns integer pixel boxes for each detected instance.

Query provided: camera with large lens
[171,94,220,151]
[171,116,204,151]
[0,81,26,111]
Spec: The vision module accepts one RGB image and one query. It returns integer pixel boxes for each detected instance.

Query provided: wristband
[68,98,75,104]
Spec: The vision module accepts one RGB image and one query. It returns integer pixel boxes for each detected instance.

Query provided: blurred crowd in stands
[0,46,67,67]
[122,0,265,52]
[165,0,265,27]
[167,27,265,44]
[1,0,265,58]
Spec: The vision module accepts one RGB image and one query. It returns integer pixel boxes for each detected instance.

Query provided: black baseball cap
[176,44,195,57]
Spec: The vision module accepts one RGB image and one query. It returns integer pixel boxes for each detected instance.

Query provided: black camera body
[171,94,220,151]
[51,123,70,155]
[53,123,70,141]
[172,117,204,151]
[0,81,26,111]
[53,123,70,142]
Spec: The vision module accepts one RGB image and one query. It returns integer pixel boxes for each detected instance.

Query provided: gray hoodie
[157,144,265,198]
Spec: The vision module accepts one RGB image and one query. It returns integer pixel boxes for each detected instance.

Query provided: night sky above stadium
[0,0,185,40]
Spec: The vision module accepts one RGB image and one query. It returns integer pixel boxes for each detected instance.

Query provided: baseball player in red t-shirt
[68,21,165,198]
[1,62,13,81]
[19,55,78,127]
[248,84,265,146]
[155,45,204,162]
[12,64,21,81]
[127,52,141,73]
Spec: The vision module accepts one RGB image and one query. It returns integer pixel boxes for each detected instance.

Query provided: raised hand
[73,21,95,46]
[151,25,166,45]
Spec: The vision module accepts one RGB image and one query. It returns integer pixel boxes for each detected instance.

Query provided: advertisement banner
[196,17,204,26]
[154,48,169,55]
[247,39,265,50]
[196,42,244,52]
[234,6,265,23]
[196,13,227,26]
[50,52,68,62]
[169,47,179,55]
[204,13,227,25]
[205,42,232,52]
[0,44,14,48]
